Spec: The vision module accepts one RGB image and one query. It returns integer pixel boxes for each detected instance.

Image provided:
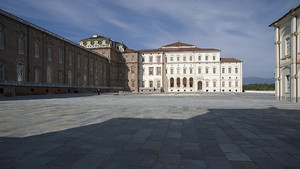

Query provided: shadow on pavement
[1,107,300,169]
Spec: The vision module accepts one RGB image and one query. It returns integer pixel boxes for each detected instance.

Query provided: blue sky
[1,0,299,78]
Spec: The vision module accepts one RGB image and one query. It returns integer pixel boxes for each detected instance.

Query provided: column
[291,16,298,102]
[274,26,281,100]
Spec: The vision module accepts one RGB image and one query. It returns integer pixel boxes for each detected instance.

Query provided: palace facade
[136,42,242,92]
[269,5,300,102]
[0,9,243,96]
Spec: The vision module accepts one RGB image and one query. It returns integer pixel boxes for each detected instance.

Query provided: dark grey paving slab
[181,159,207,169]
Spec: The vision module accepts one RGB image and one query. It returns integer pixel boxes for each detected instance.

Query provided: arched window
[183,78,187,87]
[46,66,53,83]
[177,78,180,87]
[68,70,72,85]
[170,78,174,88]
[189,77,193,87]
[16,62,24,82]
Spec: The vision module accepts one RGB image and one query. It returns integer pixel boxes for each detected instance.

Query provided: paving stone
[225,152,251,161]
[181,159,207,169]
[230,161,260,169]
[205,156,233,169]
[219,143,242,153]
[129,153,157,168]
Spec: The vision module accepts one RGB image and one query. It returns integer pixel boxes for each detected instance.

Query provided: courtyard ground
[0,93,300,169]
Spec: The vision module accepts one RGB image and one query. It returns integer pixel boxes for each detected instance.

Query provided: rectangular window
[149,56,153,63]
[96,60,98,72]
[206,81,209,87]
[59,48,63,63]
[183,68,186,74]
[171,68,173,74]
[222,68,225,73]
[285,37,291,56]
[48,47,52,61]
[190,68,193,74]
[156,67,161,75]
[170,57,173,61]
[286,75,290,93]
[213,81,216,87]
[69,53,72,66]
[149,67,153,75]
[0,65,3,80]
[34,41,39,58]
[198,68,201,74]
[157,56,161,63]
[131,81,135,87]
[235,68,238,73]
[59,71,63,84]
[149,81,153,87]
[206,68,209,74]
[190,56,192,61]
[213,68,216,74]
[0,27,4,49]
[229,82,231,87]
[205,55,208,61]
[18,35,23,54]
[131,67,135,74]
[235,81,238,87]
[177,57,180,61]
[77,55,80,68]
[213,56,216,60]
[85,57,88,69]
[222,81,225,87]
[198,55,201,61]
[132,56,135,61]
[157,80,161,88]
[142,81,145,87]
[35,69,39,83]
[228,68,231,73]
[177,68,180,74]
[183,56,186,61]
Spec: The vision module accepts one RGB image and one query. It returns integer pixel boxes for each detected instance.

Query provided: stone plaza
[0,93,300,169]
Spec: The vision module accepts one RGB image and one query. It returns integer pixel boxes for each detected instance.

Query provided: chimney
[92,34,97,38]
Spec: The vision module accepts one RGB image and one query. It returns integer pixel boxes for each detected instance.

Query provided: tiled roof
[124,48,138,53]
[269,5,300,27]
[162,42,195,47]
[138,47,220,52]
[220,58,242,62]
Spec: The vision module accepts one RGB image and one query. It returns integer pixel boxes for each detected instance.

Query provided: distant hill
[243,76,275,85]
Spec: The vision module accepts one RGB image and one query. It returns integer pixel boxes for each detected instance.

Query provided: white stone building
[269,5,300,102]
[138,42,242,92]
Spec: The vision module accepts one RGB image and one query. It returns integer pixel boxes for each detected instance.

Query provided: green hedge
[243,84,275,91]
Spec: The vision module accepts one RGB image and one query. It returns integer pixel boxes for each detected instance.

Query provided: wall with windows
[123,52,139,92]
[270,6,300,102]
[139,52,163,92]
[0,10,119,96]
[138,46,242,93]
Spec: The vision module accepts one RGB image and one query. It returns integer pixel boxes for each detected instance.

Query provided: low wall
[244,90,275,94]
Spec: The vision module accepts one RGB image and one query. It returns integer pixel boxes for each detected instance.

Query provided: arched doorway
[197,81,202,91]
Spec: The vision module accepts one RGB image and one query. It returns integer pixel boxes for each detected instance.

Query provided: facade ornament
[294,74,298,79]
